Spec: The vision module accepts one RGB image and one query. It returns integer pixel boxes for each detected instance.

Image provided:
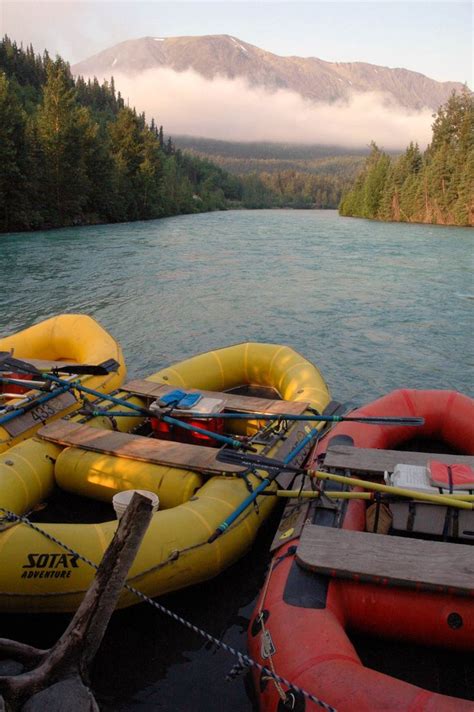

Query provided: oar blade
[349,416,425,426]
[0,352,41,376]
[0,354,121,378]
[52,358,121,376]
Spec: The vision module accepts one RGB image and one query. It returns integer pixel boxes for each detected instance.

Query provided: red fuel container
[151,397,225,447]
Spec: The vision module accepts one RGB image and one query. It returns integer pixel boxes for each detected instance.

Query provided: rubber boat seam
[180,503,214,536]
[17,449,44,497]
[209,350,226,391]
[268,345,287,381]
[243,343,250,385]
[157,367,186,387]
[442,390,457,440]
[0,524,21,559]
[406,689,434,712]
[92,522,108,556]
[286,653,361,683]
[2,461,30,512]
[199,494,236,514]
[399,389,417,417]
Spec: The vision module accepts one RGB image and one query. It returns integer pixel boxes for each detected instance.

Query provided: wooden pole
[0,492,153,710]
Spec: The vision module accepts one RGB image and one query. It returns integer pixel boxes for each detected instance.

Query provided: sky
[1,1,472,85]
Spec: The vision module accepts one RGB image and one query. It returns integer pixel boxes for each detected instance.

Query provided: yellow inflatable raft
[0,343,330,612]
[0,314,126,453]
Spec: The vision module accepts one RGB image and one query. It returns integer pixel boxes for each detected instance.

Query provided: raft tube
[248,389,474,711]
[0,343,330,613]
[0,314,126,452]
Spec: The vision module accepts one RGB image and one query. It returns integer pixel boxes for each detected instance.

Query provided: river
[0,209,472,709]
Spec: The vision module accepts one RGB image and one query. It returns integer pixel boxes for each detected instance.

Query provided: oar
[260,489,474,502]
[261,490,374,500]
[217,450,474,511]
[0,358,121,425]
[0,353,120,377]
[162,411,425,427]
[208,423,324,542]
[0,357,255,451]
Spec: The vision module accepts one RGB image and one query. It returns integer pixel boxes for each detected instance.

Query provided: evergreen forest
[0,37,268,232]
[339,90,473,227]
[176,136,366,209]
[4,37,468,232]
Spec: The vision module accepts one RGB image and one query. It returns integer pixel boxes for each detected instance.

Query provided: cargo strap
[0,508,336,712]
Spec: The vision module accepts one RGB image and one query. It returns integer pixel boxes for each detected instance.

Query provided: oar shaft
[171,411,424,426]
[269,489,474,502]
[309,470,474,510]
[270,490,374,500]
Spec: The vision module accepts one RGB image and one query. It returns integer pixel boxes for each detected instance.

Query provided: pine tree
[0,72,28,229]
[36,60,93,225]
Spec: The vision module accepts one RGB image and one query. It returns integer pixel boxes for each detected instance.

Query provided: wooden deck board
[122,380,309,416]
[324,445,474,475]
[38,421,245,474]
[297,524,474,595]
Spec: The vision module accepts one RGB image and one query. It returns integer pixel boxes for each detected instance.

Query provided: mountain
[72,34,465,112]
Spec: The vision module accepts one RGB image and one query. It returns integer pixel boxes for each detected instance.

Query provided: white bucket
[112,489,160,520]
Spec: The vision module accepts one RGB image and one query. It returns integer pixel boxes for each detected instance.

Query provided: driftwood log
[0,493,153,711]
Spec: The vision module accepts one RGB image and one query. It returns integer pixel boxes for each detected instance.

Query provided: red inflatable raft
[248,389,474,711]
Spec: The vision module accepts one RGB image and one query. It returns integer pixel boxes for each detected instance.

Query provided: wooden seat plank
[324,445,474,475]
[38,421,245,474]
[297,524,474,596]
[122,380,309,416]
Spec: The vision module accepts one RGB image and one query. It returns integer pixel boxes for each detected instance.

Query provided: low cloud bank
[108,68,433,149]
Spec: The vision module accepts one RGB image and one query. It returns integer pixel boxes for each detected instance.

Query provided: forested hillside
[175,137,366,208]
[0,37,256,232]
[339,90,473,226]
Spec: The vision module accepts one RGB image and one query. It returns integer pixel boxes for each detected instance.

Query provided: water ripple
[1,210,472,401]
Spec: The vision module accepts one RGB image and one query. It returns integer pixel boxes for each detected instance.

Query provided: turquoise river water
[0,210,472,709]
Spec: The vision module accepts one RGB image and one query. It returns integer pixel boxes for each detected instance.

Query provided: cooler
[388,463,474,540]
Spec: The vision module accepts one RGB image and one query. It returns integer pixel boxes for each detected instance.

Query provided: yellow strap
[308,469,474,510]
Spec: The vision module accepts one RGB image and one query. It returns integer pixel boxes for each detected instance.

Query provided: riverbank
[339,92,474,228]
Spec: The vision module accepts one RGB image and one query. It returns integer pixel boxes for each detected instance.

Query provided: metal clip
[261,629,276,659]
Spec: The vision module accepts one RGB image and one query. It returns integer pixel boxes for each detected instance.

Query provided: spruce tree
[36,60,93,225]
[0,72,28,229]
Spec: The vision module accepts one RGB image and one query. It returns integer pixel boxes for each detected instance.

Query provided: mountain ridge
[72,34,466,111]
